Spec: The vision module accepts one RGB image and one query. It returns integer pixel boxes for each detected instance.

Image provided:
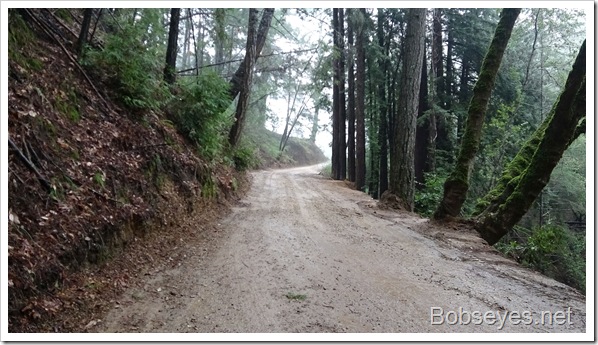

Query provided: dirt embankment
[92,164,585,334]
[7,9,327,333]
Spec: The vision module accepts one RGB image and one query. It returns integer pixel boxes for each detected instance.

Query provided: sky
[266,9,333,159]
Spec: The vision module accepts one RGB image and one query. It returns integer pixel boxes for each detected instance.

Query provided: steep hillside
[7,9,325,332]
[244,128,328,169]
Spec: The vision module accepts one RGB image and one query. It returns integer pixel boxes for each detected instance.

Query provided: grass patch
[319,163,332,178]
[285,292,307,301]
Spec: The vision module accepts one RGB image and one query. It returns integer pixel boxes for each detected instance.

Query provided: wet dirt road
[97,164,586,333]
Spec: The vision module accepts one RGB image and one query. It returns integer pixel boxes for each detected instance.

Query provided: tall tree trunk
[347,10,356,182]
[355,8,367,191]
[214,9,226,74]
[163,8,180,85]
[310,105,320,143]
[228,9,258,147]
[414,49,431,187]
[432,8,444,107]
[457,52,470,143]
[368,67,380,198]
[476,40,585,245]
[182,10,191,69]
[432,8,453,161]
[338,9,347,180]
[198,24,205,69]
[377,8,389,196]
[433,8,521,220]
[446,25,454,109]
[228,8,274,100]
[388,8,426,211]
[332,9,340,180]
[77,9,94,56]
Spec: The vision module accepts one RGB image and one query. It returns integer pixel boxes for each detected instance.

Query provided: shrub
[82,10,168,111]
[414,171,447,217]
[495,224,585,292]
[168,72,232,161]
[232,145,257,171]
[320,163,332,178]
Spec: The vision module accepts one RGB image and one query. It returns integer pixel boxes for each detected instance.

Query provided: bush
[495,225,585,292]
[168,72,232,161]
[82,10,168,111]
[320,163,332,178]
[232,145,257,171]
[414,171,447,217]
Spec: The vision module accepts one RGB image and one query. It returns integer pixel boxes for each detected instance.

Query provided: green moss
[8,11,44,72]
[54,85,81,122]
[473,112,552,216]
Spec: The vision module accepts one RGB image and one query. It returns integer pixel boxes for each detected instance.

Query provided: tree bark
[446,25,454,108]
[457,52,470,143]
[310,105,320,143]
[76,8,93,56]
[377,8,389,196]
[332,9,340,180]
[432,8,444,106]
[414,48,431,187]
[164,8,180,85]
[228,9,258,147]
[228,8,274,100]
[213,9,226,74]
[432,8,453,160]
[476,40,585,245]
[355,8,367,191]
[181,10,191,70]
[347,10,356,182]
[338,9,347,180]
[388,8,426,211]
[433,8,520,220]
[368,67,380,198]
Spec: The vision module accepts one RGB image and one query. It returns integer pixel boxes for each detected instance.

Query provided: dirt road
[97,164,586,333]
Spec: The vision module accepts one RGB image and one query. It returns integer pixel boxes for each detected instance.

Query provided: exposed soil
[88,164,585,333]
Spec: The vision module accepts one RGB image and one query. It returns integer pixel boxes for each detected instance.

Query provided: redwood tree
[338,9,347,180]
[332,8,340,180]
[355,8,367,190]
[163,8,180,85]
[347,9,356,182]
[388,8,426,211]
[377,8,389,196]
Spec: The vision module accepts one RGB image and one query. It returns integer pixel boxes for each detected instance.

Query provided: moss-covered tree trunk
[473,115,550,217]
[388,8,426,211]
[476,40,585,245]
[433,8,520,220]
